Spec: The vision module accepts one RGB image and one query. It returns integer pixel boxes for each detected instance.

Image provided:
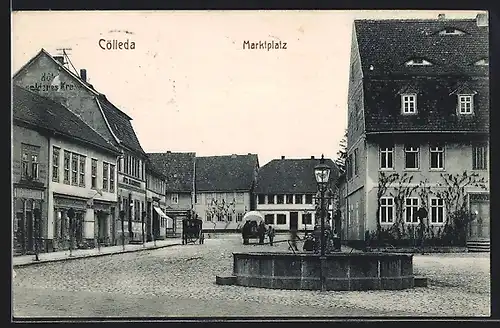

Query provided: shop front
[164,207,189,238]
[52,194,89,251]
[13,183,46,256]
[93,200,117,247]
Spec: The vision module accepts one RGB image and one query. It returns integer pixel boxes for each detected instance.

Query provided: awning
[154,206,171,220]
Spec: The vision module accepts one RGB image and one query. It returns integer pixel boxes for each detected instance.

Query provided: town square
[11,10,490,319]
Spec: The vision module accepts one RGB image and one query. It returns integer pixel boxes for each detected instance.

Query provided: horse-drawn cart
[182,217,204,245]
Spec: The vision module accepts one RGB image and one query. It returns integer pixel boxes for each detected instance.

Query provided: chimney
[476,12,488,27]
[438,13,446,20]
[53,55,65,65]
[311,156,315,159]
[80,69,87,82]
[281,156,285,160]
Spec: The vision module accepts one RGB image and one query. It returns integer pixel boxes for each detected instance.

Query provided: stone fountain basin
[231,251,414,291]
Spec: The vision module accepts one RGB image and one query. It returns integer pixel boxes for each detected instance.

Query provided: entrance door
[469,195,490,240]
[153,209,160,239]
[289,212,298,230]
[98,212,108,244]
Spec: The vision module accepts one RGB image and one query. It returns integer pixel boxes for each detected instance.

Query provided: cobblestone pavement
[12,234,490,318]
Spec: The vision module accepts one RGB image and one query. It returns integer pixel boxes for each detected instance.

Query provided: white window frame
[458,94,474,114]
[429,197,446,225]
[429,145,445,170]
[109,164,115,193]
[404,197,420,224]
[91,158,98,189]
[379,197,394,224]
[472,143,488,170]
[102,162,109,192]
[236,212,244,222]
[171,193,179,204]
[276,213,287,225]
[379,145,394,170]
[404,145,420,170]
[52,147,60,182]
[78,155,86,188]
[401,94,417,114]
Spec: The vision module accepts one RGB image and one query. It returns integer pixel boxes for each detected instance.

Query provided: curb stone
[13,242,183,268]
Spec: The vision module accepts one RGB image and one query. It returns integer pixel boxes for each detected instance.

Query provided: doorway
[97,211,109,244]
[469,194,490,240]
[289,212,298,230]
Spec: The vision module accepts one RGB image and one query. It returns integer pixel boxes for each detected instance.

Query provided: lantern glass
[314,164,331,186]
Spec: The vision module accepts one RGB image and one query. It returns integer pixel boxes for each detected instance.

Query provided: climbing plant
[372,170,488,248]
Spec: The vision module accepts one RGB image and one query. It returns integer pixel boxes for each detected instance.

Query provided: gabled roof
[195,154,259,192]
[354,19,488,77]
[148,152,195,193]
[254,157,339,194]
[97,96,145,155]
[14,49,145,156]
[12,85,120,155]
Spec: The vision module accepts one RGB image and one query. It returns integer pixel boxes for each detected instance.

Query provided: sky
[11,10,483,166]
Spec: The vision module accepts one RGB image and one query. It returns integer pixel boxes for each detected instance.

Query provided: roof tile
[13,85,120,154]
[195,154,259,192]
[148,152,195,192]
[255,158,339,194]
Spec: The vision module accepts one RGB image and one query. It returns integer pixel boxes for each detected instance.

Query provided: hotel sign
[14,188,44,200]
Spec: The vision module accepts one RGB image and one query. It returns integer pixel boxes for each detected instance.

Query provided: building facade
[148,151,196,237]
[342,14,489,247]
[13,49,149,244]
[12,123,48,256]
[145,160,168,241]
[194,154,259,231]
[13,85,121,254]
[255,156,339,232]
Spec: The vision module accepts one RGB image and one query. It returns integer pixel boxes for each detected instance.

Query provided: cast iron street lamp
[314,154,331,257]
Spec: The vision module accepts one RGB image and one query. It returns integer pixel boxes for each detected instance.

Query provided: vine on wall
[371,170,488,247]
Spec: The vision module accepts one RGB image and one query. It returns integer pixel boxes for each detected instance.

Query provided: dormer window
[474,58,489,66]
[458,94,474,114]
[405,58,433,66]
[438,27,466,35]
[401,94,417,114]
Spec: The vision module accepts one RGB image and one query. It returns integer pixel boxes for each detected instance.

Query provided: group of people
[257,221,276,246]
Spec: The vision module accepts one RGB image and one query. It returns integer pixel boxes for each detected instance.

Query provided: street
[13,234,490,318]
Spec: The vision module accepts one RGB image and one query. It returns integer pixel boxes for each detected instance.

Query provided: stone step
[215,275,237,286]
[414,276,428,287]
[467,240,490,252]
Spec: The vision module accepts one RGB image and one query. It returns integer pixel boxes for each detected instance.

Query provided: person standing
[267,225,275,246]
[258,221,266,244]
[289,227,299,251]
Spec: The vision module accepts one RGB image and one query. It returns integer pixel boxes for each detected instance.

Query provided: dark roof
[12,85,120,154]
[97,96,145,155]
[16,49,145,156]
[254,158,339,194]
[196,154,259,192]
[363,77,489,133]
[354,19,488,77]
[354,18,489,133]
[146,157,166,180]
[148,152,195,192]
